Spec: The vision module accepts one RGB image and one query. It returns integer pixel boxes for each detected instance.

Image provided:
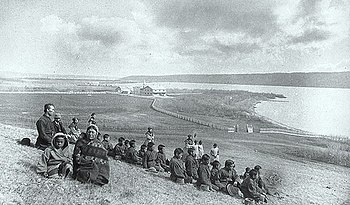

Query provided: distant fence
[259,127,322,137]
[150,99,230,131]
[151,99,322,137]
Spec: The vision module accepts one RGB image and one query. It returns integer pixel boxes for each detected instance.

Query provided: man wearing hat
[53,113,67,135]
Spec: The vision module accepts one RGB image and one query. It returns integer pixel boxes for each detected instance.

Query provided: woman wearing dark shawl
[73,124,109,185]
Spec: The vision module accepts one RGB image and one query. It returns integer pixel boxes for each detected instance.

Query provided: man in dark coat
[35,103,55,150]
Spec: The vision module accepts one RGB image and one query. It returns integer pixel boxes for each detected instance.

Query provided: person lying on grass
[36,133,73,179]
[240,169,267,204]
[73,124,110,186]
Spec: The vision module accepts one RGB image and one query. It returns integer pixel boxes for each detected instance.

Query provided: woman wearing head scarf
[73,124,109,185]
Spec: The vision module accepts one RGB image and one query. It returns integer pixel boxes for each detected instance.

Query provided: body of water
[133,82,350,138]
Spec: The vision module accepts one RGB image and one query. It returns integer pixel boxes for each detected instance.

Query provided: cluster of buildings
[116,84,167,96]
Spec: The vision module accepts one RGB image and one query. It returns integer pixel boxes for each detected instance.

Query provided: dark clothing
[53,121,67,134]
[138,149,146,159]
[169,157,186,181]
[113,143,126,159]
[143,150,158,168]
[197,163,211,186]
[156,152,170,172]
[185,155,199,179]
[218,167,238,184]
[125,147,141,164]
[101,140,114,156]
[73,136,109,186]
[240,177,264,201]
[35,115,55,150]
[211,167,224,189]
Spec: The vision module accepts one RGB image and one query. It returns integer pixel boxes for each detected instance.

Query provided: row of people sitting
[36,120,268,204]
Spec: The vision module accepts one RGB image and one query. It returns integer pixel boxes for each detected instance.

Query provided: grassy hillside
[0,92,349,204]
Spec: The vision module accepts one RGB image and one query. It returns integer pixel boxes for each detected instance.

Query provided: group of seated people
[34,103,270,203]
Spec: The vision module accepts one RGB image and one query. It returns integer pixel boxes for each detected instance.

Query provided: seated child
[240,169,267,203]
[216,160,240,193]
[185,147,199,183]
[241,167,251,179]
[138,144,147,159]
[101,134,114,157]
[156,144,170,172]
[197,154,215,191]
[210,160,222,191]
[254,165,271,195]
[143,142,163,172]
[169,148,189,184]
[37,133,73,178]
[121,140,130,160]
[125,140,141,165]
[67,117,80,143]
[113,137,125,160]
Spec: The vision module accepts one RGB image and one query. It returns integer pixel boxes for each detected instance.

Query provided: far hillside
[121,71,350,89]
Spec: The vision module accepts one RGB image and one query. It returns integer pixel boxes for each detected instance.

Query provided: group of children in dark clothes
[34,105,270,203]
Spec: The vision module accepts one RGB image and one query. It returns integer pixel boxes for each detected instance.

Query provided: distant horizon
[3,70,350,81]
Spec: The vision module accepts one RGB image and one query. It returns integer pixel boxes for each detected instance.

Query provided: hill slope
[1,123,350,205]
[0,124,240,205]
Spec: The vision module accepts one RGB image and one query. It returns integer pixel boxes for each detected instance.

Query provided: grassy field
[0,92,349,204]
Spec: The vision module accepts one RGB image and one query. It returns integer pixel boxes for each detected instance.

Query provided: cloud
[289,28,331,44]
[39,9,187,76]
[152,0,277,36]
[275,0,350,48]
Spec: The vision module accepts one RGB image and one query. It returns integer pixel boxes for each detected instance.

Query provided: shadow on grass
[17,160,37,174]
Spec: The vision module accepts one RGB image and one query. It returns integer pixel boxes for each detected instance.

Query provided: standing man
[35,103,55,150]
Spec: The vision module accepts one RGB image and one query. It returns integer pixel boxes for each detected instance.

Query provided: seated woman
[36,133,73,178]
[73,124,110,185]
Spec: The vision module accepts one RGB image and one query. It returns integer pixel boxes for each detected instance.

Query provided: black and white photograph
[0,0,349,204]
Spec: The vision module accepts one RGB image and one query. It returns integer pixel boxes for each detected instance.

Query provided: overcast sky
[0,0,349,77]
